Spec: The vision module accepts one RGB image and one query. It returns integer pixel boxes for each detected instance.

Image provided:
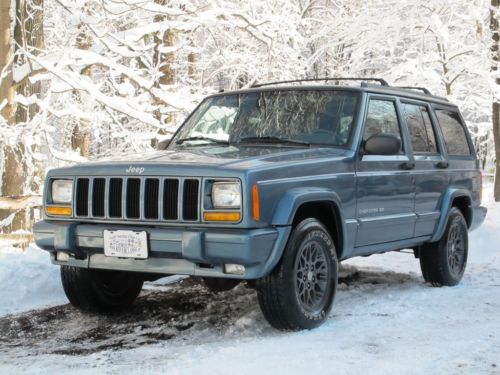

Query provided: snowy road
[0,194,499,374]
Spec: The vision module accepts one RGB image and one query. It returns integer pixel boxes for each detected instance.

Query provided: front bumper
[33,221,291,279]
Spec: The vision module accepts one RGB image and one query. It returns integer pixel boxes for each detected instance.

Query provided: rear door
[432,107,479,209]
[400,101,448,237]
[354,96,416,249]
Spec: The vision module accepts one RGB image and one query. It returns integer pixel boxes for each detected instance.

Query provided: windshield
[171,90,359,147]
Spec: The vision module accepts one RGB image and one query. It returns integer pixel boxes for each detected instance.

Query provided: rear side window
[402,103,438,154]
[363,99,403,152]
[435,110,471,156]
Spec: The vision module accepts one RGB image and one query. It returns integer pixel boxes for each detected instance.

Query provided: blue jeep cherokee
[34,78,487,330]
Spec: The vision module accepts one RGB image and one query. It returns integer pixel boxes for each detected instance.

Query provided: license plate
[103,230,148,259]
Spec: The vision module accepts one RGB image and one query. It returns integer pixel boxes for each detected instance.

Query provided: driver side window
[363,99,403,153]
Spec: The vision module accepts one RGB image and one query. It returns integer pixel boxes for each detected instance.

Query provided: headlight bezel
[211,181,242,209]
[51,179,74,205]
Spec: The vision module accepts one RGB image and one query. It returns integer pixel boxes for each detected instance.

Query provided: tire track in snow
[0,266,421,359]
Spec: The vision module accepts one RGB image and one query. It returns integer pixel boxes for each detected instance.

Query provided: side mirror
[363,134,401,155]
[156,138,171,150]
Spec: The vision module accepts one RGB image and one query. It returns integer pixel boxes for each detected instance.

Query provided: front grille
[108,178,123,218]
[163,179,179,220]
[126,178,141,219]
[75,177,198,222]
[75,178,89,216]
[144,178,159,219]
[183,179,199,221]
[92,178,106,217]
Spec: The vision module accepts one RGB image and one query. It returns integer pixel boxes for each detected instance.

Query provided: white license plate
[103,230,148,259]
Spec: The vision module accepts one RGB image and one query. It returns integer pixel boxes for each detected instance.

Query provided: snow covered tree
[309,0,493,170]
[0,0,498,232]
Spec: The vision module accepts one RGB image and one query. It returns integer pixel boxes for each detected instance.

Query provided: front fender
[430,188,471,242]
[271,187,344,226]
[259,187,346,275]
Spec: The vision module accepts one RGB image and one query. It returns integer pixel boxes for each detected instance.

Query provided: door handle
[435,161,449,169]
[400,161,415,170]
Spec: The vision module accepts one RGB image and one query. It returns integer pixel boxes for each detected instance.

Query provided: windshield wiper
[175,136,230,145]
[238,136,310,147]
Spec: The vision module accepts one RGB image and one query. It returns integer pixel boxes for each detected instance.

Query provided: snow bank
[0,245,67,316]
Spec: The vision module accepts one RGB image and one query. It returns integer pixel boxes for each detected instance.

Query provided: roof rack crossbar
[252,77,389,88]
[395,86,432,95]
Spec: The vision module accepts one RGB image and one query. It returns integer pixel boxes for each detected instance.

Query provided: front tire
[419,207,468,286]
[61,266,144,313]
[256,218,338,330]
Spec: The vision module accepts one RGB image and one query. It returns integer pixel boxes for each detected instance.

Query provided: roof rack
[394,86,432,95]
[247,79,444,100]
[252,77,389,88]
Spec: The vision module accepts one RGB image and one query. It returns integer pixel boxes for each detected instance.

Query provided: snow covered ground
[0,187,499,374]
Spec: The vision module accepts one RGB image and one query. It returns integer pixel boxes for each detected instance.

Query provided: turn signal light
[203,211,241,222]
[252,184,260,221]
[47,206,72,216]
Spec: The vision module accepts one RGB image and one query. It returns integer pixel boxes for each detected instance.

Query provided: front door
[354,96,416,249]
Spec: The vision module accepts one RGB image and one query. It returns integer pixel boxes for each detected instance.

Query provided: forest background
[0,0,499,235]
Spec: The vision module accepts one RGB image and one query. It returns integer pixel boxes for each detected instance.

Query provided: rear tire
[256,218,338,330]
[60,266,143,313]
[419,207,468,286]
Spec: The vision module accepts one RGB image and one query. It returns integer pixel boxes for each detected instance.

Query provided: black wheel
[256,218,338,330]
[201,277,240,292]
[420,207,468,286]
[60,266,144,313]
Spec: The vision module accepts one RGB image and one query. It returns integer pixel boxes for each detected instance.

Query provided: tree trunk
[0,1,15,123]
[15,0,45,196]
[493,103,500,201]
[492,0,500,201]
[152,0,175,130]
[153,27,176,130]
[0,0,45,232]
[156,29,175,87]
[71,11,93,158]
[188,51,196,81]
[14,0,44,123]
[0,1,27,232]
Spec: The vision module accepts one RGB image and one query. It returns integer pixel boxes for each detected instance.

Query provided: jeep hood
[48,146,349,176]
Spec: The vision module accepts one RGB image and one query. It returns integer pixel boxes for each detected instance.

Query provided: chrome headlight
[51,180,73,204]
[212,181,241,208]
